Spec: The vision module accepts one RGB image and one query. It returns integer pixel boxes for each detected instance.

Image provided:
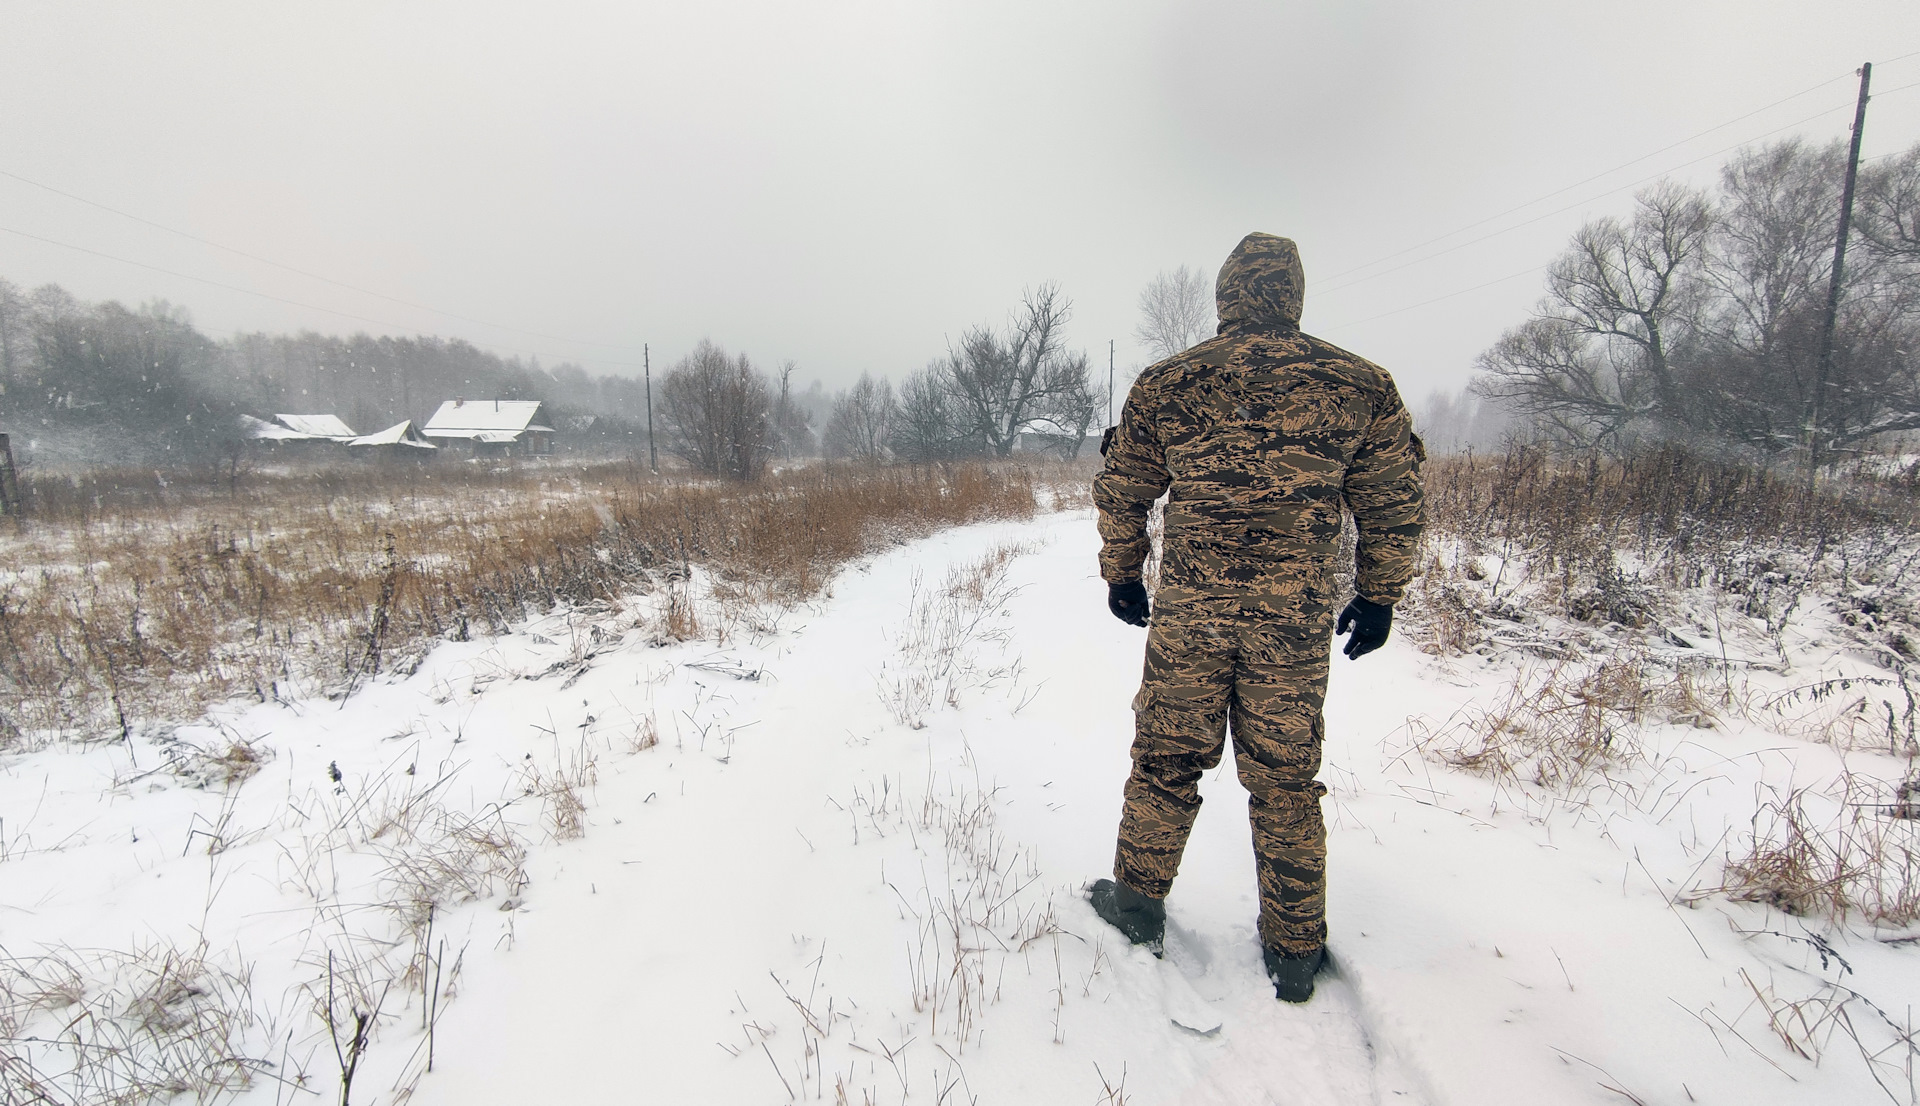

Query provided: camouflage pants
[1112,611,1331,955]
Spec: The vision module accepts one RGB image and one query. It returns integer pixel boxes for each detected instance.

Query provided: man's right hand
[1108,580,1150,627]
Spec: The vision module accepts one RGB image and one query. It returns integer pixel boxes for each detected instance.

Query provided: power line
[0,223,648,369]
[1317,265,1544,331]
[1315,59,1920,293]
[1312,72,1920,330]
[1314,97,1862,300]
[1870,77,1920,100]
[0,166,645,357]
[1308,71,1856,290]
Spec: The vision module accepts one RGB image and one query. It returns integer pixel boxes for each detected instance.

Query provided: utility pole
[1108,339,1116,426]
[644,343,657,474]
[1808,61,1872,488]
[0,432,18,518]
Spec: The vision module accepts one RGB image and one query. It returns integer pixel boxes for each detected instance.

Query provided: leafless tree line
[667,283,1103,478]
[0,264,1137,478]
[1476,137,1920,462]
[0,276,656,466]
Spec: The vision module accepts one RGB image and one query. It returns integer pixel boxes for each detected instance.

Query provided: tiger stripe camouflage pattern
[1094,231,1426,956]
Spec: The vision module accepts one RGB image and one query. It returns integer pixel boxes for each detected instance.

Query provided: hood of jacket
[1215,232,1303,332]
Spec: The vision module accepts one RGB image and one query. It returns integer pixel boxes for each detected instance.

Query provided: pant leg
[1230,619,1332,955]
[1112,614,1235,897]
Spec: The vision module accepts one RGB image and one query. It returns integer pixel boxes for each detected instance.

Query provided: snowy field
[4,508,1917,1105]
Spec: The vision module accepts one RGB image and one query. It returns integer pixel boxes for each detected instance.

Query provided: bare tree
[771,359,814,459]
[1858,143,1920,265]
[1479,141,1920,458]
[1134,265,1213,362]
[1476,182,1714,451]
[1680,141,1920,454]
[823,372,895,462]
[944,282,1094,457]
[891,362,965,463]
[1032,363,1100,459]
[1843,144,1920,443]
[659,340,774,480]
[0,277,26,397]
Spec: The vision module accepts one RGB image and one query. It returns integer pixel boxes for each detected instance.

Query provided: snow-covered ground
[4,509,1916,1104]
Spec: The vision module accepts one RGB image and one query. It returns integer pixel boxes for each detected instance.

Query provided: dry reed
[0,460,1038,742]
[1720,776,1920,927]
[1410,652,1714,797]
[1422,444,1920,638]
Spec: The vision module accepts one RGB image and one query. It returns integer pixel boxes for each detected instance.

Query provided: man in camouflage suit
[1088,232,1425,1002]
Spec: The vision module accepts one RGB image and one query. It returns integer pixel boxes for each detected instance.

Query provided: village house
[421,399,555,456]
[347,419,437,460]
[239,413,359,451]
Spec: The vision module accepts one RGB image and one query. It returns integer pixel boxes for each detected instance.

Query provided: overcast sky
[3,1,1918,403]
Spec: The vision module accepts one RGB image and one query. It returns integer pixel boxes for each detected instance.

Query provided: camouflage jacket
[1095,233,1426,619]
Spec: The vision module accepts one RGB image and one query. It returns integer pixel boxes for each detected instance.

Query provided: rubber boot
[1263,945,1325,1003]
[1088,878,1166,956]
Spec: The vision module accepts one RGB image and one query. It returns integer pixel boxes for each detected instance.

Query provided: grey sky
[3,1,1918,403]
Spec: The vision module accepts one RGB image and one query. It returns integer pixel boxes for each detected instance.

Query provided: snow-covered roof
[422,399,548,436]
[274,414,357,439]
[349,420,436,449]
[240,414,307,441]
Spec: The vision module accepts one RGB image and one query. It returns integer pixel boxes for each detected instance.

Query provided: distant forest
[0,276,688,466]
[0,273,1097,474]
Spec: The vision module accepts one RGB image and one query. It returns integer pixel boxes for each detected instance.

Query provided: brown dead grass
[1427,445,1920,575]
[1424,444,1920,635]
[1413,652,1717,795]
[0,459,1038,742]
[1720,776,1920,927]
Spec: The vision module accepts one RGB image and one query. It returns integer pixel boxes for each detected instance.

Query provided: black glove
[1336,596,1392,660]
[1108,580,1150,627]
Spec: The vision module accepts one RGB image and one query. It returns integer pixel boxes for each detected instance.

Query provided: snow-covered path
[412,514,1422,1104]
[6,508,1913,1104]
[403,510,1918,1106]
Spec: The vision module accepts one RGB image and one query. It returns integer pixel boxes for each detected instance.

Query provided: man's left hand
[1336,596,1392,660]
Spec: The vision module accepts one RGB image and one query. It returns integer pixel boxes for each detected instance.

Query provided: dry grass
[773,770,1063,1103]
[1410,652,1716,797]
[1751,673,1920,755]
[878,542,1030,729]
[0,459,1038,742]
[517,737,598,843]
[1688,965,1920,1103]
[895,777,1062,1050]
[0,941,261,1106]
[1423,444,1920,646]
[1418,444,1920,932]
[1718,776,1920,928]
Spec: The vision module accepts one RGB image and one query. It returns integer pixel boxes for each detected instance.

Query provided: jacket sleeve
[1093,377,1170,584]
[1342,377,1427,604]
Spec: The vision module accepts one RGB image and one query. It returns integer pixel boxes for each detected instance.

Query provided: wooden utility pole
[0,432,19,517]
[1808,61,1872,486]
[644,343,657,473]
